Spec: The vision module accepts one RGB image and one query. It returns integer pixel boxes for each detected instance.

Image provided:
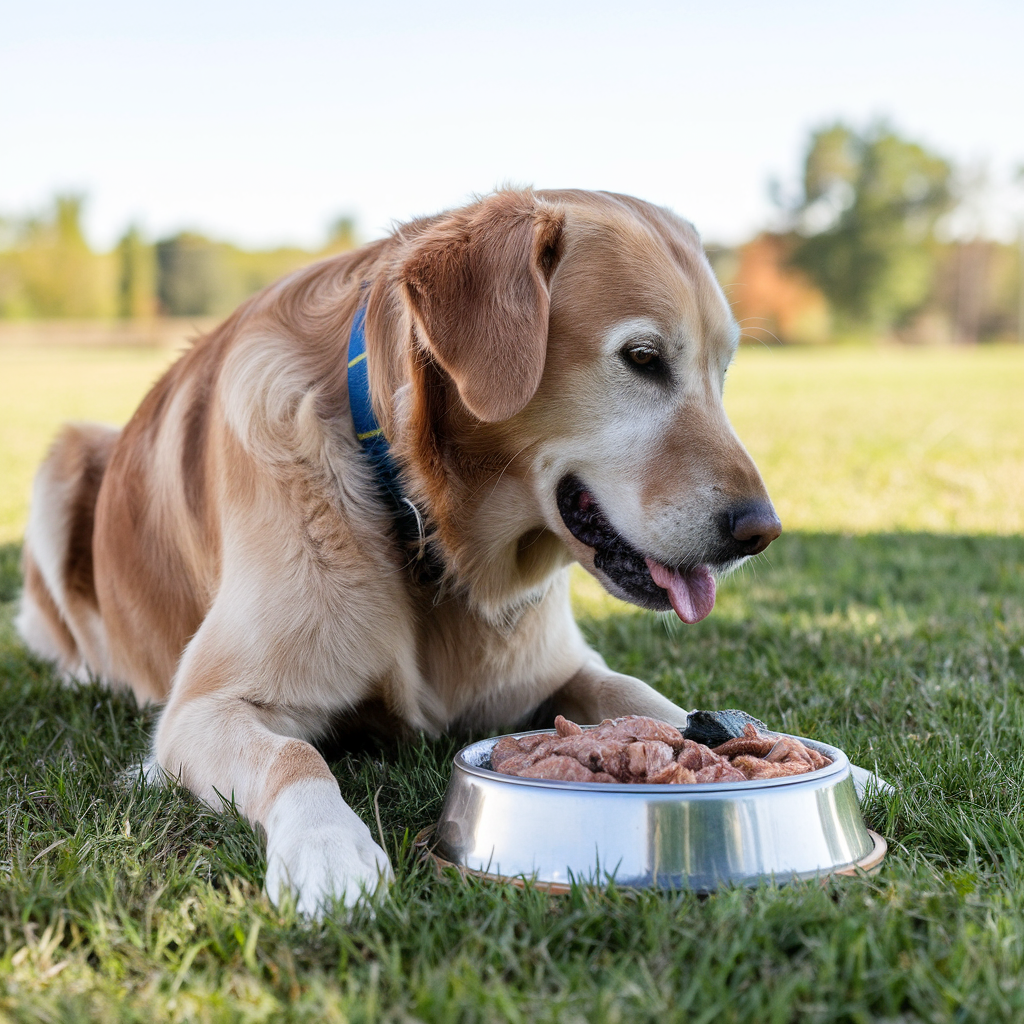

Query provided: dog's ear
[400,192,565,423]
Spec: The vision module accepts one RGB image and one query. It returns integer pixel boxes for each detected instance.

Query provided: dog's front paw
[264,780,393,917]
[265,825,392,916]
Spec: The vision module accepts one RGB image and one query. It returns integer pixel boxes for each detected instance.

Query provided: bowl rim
[453,728,850,794]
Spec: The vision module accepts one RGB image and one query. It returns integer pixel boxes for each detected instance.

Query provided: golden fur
[17,188,780,913]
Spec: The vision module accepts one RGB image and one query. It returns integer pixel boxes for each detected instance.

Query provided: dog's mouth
[555,474,716,624]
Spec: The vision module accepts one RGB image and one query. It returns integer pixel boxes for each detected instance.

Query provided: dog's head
[392,189,780,621]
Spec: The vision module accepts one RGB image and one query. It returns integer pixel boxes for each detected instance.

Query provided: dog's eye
[622,344,663,372]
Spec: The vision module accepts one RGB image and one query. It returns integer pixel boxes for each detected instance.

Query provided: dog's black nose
[727,503,782,557]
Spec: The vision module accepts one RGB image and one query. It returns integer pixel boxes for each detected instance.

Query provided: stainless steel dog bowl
[430,730,884,892]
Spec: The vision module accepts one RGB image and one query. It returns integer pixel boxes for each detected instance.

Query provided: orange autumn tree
[728,233,830,344]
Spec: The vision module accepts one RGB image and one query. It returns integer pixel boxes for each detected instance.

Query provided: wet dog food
[490,715,831,784]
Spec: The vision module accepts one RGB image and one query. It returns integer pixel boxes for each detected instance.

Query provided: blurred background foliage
[789,123,954,332]
[0,122,1021,345]
[0,202,358,321]
[707,123,1024,345]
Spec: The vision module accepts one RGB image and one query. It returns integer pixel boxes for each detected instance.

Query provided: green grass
[1,341,1023,1020]
[2,532,1024,1021]
[725,345,1024,535]
[0,345,179,542]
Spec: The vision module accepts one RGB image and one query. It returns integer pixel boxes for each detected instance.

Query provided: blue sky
[3,0,1022,249]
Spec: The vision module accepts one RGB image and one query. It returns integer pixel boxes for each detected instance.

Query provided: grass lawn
[1,341,1023,1021]
[0,345,180,543]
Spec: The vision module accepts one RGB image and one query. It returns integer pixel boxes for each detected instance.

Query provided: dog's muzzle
[556,475,780,624]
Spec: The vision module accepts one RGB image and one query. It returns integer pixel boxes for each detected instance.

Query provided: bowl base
[414,827,887,894]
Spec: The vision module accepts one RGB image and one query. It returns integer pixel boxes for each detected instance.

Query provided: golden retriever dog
[17,189,784,914]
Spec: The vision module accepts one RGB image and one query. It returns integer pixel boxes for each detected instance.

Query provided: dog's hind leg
[16,422,120,683]
[17,544,81,672]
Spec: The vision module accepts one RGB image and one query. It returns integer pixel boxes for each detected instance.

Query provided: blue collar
[346,302,398,494]
[347,300,440,578]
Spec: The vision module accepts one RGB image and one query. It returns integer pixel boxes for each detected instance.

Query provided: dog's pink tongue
[645,558,716,624]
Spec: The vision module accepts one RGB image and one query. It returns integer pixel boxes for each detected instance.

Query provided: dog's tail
[16,422,120,682]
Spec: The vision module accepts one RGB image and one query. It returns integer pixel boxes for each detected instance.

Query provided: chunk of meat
[493,751,537,776]
[649,762,698,785]
[519,755,599,782]
[490,732,563,772]
[559,734,631,775]
[805,747,830,770]
[712,723,776,759]
[676,739,722,771]
[554,715,584,737]
[622,740,675,781]
[602,715,685,748]
[765,736,816,767]
[732,755,813,779]
[490,735,526,771]
[517,733,553,753]
[694,760,748,783]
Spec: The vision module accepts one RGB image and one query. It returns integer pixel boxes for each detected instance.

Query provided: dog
[17,189,782,914]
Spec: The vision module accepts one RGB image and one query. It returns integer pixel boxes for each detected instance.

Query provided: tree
[326,214,357,252]
[787,123,954,333]
[155,233,222,316]
[116,226,155,318]
[13,195,110,318]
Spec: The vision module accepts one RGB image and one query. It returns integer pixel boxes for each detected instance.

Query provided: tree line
[1,122,1021,342]
[0,202,357,320]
